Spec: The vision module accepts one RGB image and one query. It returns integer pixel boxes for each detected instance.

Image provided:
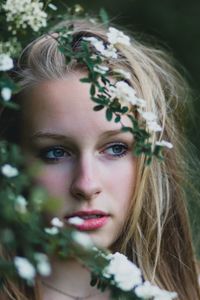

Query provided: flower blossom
[107,27,131,46]
[44,227,59,235]
[155,140,173,149]
[72,231,93,248]
[50,217,64,228]
[1,164,19,177]
[135,281,177,300]
[15,195,27,213]
[3,0,47,32]
[34,253,51,276]
[93,65,109,75]
[109,81,146,107]
[0,54,13,71]
[1,87,12,101]
[83,37,118,59]
[14,256,36,281]
[48,3,57,11]
[103,252,142,291]
[138,109,162,132]
[68,216,84,225]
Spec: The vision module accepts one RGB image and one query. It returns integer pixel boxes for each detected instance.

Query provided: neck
[41,258,109,300]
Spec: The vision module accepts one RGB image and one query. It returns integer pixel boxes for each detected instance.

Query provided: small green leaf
[93,105,104,111]
[121,106,129,114]
[90,84,96,96]
[80,77,91,83]
[99,8,109,25]
[106,108,113,121]
[114,115,121,123]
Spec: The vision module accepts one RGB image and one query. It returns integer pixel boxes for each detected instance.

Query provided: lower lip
[67,216,109,231]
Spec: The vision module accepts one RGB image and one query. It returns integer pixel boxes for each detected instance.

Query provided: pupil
[54,149,63,157]
[113,145,122,153]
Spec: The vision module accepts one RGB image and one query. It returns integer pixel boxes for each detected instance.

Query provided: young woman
[1,18,200,299]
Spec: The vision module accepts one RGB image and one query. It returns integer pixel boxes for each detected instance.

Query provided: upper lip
[65,210,109,218]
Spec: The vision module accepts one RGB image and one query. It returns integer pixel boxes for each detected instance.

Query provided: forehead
[21,72,132,138]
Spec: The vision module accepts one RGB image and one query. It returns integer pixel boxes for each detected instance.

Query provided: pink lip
[65,210,109,231]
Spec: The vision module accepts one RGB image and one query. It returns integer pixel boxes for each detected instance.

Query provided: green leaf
[121,106,129,114]
[114,115,121,123]
[90,84,96,96]
[99,8,109,25]
[93,105,104,111]
[106,108,113,121]
[80,77,91,83]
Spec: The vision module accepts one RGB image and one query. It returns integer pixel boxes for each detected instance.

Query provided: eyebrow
[29,129,127,141]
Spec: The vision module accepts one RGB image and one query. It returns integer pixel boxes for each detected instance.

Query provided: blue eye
[39,147,68,162]
[105,143,128,157]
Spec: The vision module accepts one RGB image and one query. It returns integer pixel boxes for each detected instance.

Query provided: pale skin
[21,72,137,299]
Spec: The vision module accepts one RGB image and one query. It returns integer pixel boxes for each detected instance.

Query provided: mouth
[64,210,109,231]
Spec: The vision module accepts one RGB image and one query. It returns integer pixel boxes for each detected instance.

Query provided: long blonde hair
[1,18,200,299]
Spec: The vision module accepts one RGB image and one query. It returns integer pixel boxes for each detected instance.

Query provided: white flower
[83,37,118,59]
[44,227,59,235]
[147,121,162,132]
[102,44,118,59]
[139,111,157,122]
[0,38,22,57]
[72,231,93,248]
[114,68,131,80]
[14,256,36,281]
[93,65,109,75]
[48,3,57,10]
[3,0,47,32]
[34,253,51,276]
[1,87,12,101]
[103,252,142,291]
[109,81,143,106]
[68,216,84,225]
[15,195,27,213]
[138,110,162,132]
[107,27,131,46]
[1,164,19,177]
[50,217,64,228]
[154,291,178,300]
[0,54,13,71]
[135,281,177,300]
[155,140,173,149]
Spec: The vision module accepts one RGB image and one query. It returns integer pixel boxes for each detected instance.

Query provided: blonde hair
[2,18,200,299]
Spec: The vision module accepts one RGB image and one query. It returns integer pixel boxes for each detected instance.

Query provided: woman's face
[22,72,137,249]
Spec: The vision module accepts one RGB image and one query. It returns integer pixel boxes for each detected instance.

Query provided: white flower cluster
[0,38,22,57]
[1,87,12,101]
[44,217,64,235]
[103,252,142,291]
[103,252,177,300]
[1,164,18,177]
[83,26,130,59]
[3,0,47,32]
[14,253,51,282]
[15,195,27,214]
[0,53,13,71]
[109,81,146,108]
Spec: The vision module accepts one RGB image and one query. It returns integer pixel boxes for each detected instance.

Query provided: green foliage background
[60,0,200,255]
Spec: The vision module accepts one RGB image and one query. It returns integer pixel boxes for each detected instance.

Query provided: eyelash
[38,143,129,162]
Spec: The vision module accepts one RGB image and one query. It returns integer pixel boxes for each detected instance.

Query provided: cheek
[34,167,68,198]
[106,159,136,207]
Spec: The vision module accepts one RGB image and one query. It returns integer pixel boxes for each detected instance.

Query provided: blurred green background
[59,0,200,253]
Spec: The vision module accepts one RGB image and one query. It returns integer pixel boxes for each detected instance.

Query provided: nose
[69,154,102,201]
